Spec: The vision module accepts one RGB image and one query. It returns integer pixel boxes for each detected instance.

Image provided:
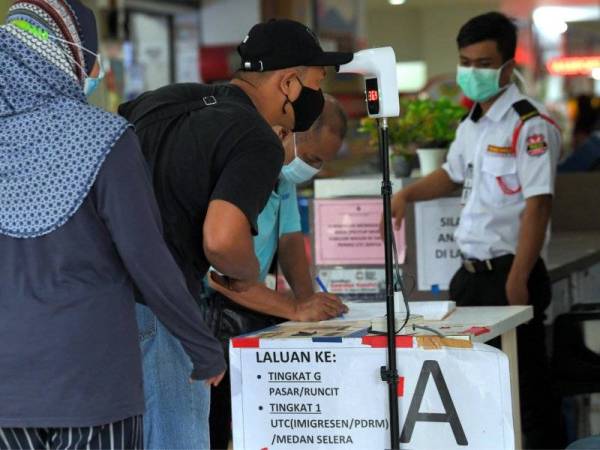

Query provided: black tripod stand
[377,117,401,450]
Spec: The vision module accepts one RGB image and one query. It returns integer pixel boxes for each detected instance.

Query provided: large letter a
[400,360,468,445]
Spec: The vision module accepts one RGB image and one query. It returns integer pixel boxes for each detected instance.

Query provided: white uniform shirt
[443,84,561,260]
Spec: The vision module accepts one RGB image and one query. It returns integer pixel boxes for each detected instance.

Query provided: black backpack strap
[511,99,540,123]
[134,95,220,133]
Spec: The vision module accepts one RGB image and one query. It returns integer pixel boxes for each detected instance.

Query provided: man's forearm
[510,195,553,279]
[278,232,314,300]
[214,282,298,320]
[402,168,460,202]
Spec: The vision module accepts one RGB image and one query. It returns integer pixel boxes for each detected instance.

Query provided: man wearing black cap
[119,19,352,450]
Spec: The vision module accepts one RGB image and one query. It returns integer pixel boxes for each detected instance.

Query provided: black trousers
[0,416,143,450]
[450,255,563,449]
[202,292,281,450]
[210,359,232,450]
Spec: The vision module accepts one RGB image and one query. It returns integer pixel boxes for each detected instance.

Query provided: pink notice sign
[314,198,406,266]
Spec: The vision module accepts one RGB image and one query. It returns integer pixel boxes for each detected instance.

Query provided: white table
[412,306,533,450]
[258,304,533,450]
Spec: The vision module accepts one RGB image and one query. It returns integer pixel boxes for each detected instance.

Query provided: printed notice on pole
[314,199,406,266]
[414,198,462,291]
[230,339,514,449]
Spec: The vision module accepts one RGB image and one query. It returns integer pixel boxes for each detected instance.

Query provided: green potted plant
[360,97,466,177]
[399,97,466,175]
[358,115,415,178]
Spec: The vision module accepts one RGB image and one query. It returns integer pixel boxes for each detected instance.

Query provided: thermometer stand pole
[378,118,401,450]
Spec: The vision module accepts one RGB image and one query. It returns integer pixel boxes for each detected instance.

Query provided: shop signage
[230,337,514,449]
[546,56,600,76]
[414,198,462,291]
[314,199,406,266]
[315,267,385,294]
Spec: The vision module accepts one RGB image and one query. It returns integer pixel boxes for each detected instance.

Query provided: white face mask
[280,134,321,185]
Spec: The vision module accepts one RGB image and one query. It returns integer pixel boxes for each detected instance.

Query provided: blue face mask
[84,75,103,96]
[84,54,105,97]
[281,135,321,185]
[48,34,105,97]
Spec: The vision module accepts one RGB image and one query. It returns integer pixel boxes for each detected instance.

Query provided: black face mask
[284,77,325,132]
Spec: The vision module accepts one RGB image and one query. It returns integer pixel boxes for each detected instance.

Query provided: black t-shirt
[119,83,284,292]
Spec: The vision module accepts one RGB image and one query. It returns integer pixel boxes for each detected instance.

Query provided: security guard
[389,12,562,449]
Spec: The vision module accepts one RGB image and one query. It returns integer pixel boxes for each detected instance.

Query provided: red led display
[367,90,379,102]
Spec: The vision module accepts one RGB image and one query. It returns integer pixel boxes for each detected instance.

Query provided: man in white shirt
[388,12,562,449]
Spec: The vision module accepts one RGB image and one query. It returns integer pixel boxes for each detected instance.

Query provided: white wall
[421,3,500,78]
[200,0,261,46]
[366,1,501,79]
[366,7,422,62]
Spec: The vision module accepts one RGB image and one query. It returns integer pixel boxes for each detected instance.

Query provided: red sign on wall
[546,56,600,76]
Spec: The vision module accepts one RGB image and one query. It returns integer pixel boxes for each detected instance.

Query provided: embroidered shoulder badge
[526,134,548,156]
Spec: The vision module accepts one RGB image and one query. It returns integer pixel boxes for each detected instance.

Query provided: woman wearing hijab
[0,1,225,449]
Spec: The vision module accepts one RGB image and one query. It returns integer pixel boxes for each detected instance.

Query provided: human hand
[506,275,529,306]
[293,293,348,322]
[190,370,226,387]
[380,191,407,239]
[205,371,226,387]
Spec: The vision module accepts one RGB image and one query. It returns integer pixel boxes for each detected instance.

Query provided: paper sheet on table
[281,300,456,327]
[279,302,386,327]
[330,300,456,322]
[400,300,456,320]
[336,301,388,321]
[248,321,369,338]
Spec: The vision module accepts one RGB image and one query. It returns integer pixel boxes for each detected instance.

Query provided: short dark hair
[457,12,517,62]
[232,66,307,80]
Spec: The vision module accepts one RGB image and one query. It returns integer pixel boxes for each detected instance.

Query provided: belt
[462,258,494,274]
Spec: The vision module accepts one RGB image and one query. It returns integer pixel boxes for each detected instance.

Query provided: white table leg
[502,328,522,450]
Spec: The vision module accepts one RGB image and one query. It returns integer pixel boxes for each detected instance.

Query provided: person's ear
[500,59,516,86]
[278,69,300,99]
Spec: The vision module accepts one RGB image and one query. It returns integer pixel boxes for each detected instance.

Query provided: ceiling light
[534,6,600,24]
[556,21,568,34]
[533,8,568,37]
[389,0,406,5]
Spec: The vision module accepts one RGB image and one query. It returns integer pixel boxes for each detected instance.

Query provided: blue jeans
[568,436,600,449]
[136,304,211,450]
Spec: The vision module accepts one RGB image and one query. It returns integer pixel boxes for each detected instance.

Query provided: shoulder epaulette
[510,99,561,155]
[512,99,540,123]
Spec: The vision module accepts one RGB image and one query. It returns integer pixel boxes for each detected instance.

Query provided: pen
[316,276,345,319]
[315,276,328,293]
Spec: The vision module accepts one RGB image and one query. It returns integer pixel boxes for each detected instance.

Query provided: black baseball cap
[238,19,353,72]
